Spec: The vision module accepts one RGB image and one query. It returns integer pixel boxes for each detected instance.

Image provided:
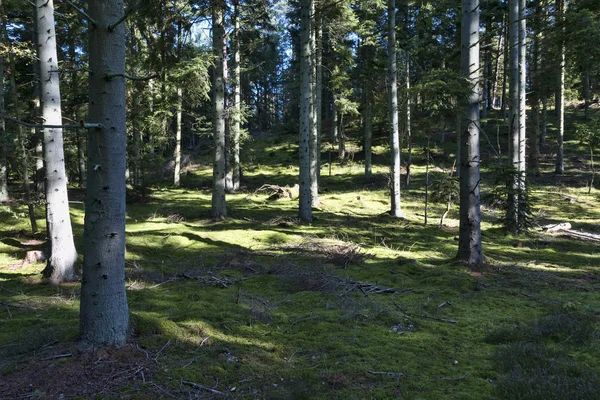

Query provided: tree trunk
[80,0,129,347]
[458,0,483,265]
[0,49,7,202]
[309,2,319,207]
[530,1,541,176]
[232,0,241,192]
[517,0,527,225]
[174,87,182,187]
[364,82,372,180]
[492,17,505,109]
[36,0,78,283]
[507,0,520,234]
[298,0,313,222]
[405,55,412,186]
[315,16,323,183]
[211,0,227,218]
[388,0,403,218]
[555,0,565,174]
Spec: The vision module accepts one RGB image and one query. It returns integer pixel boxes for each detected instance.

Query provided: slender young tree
[298,0,313,222]
[36,0,78,283]
[309,1,319,207]
[80,0,129,346]
[388,0,402,218]
[211,0,227,218]
[458,0,482,265]
[174,87,183,187]
[518,0,526,184]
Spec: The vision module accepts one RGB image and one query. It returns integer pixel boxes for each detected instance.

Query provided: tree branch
[104,73,158,81]
[107,4,138,32]
[60,0,97,27]
[1,115,103,130]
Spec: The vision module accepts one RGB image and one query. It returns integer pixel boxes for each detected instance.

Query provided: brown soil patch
[0,343,155,399]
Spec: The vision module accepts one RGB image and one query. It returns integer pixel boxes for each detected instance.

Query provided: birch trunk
[298,0,312,222]
[518,0,527,223]
[388,0,403,218]
[80,0,129,347]
[458,0,483,265]
[211,0,227,218]
[36,0,78,283]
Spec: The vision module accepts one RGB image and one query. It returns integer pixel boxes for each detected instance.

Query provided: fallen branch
[1,114,103,130]
[180,379,224,396]
[366,369,405,378]
[41,353,72,361]
[542,222,572,232]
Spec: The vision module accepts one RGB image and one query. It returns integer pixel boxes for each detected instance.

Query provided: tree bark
[298,0,313,222]
[388,0,403,218]
[517,0,527,224]
[36,0,78,283]
[364,81,372,180]
[507,0,520,234]
[555,0,565,174]
[174,87,182,187]
[530,1,541,176]
[0,49,7,202]
[309,2,319,207]
[211,0,227,218]
[80,0,129,347]
[231,0,241,192]
[458,0,483,265]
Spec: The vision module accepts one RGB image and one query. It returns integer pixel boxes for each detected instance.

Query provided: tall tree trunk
[211,0,227,218]
[80,0,129,347]
[298,0,313,222]
[492,17,505,109]
[32,14,44,197]
[555,0,565,174]
[231,0,241,192]
[315,16,323,183]
[36,0,78,283]
[0,49,7,202]
[517,0,527,223]
[507,0,520,234]
[501,23,509,121]
[458,0,483,265]
[309,2,319,207]
[405,54,412,186]
[331,99,338,144]
[530,0,541,176]
[364,81,372,180]
[388,0,403,218]
[174,87,182,187]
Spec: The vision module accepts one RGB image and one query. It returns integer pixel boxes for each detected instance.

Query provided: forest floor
[1,110,600,399]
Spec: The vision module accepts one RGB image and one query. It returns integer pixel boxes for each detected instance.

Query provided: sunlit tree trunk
[507,0,520,234]
[315,15,323,183]
[458,0,482,265]
[364,81,372,180]
[231,0,241,192]
[0,48,7,202]
[211,0,227,218]
[517,0,527,225]
[298,0,313,222]
[309,1,319,207]
[174,87,182,187]
[80,0,129,347]
[555,0,565,174]
[388,0,403,218]
[405,55,412,186]
[530,1,541,176]
[36,0,78,283]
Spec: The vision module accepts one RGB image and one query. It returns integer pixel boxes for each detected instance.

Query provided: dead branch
[40,353,72,361]
[395,304,459,324]
[542,222,572,232]
[366,369,405,378]
[180,379,224,396]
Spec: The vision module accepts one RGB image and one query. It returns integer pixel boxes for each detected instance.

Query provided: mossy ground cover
[1,110,600,399]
